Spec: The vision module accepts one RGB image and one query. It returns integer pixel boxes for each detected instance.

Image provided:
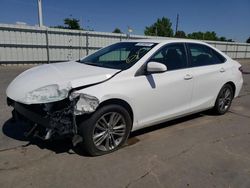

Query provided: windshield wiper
[81,61,102,67]
[81,61,122,70]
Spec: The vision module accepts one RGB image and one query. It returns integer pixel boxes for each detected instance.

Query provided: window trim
[210,47,226,63]
[185,42,226,68]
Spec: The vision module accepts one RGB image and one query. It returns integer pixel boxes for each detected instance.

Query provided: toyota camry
[6,39,243,156]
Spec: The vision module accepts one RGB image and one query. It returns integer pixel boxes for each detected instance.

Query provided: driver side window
[149,43,187,71]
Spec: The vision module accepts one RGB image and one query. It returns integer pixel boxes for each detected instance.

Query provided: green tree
[112,28,122,34]
[64,18,81,30]
[144,17,174,37]
[175,30,186,38]
[186,31,233,42]
[203,31,218,40]
[187,32,204,40]
[52,17,81,30]
[187,31,218,40]
[246,37,250,43]
[219,37,227,41]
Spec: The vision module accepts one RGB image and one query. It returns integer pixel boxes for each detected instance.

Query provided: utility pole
[37,0,43,27]
[175,13,179,35]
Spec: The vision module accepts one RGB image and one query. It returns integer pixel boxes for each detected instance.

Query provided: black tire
[79,104,132,156]
[213,84,234,115]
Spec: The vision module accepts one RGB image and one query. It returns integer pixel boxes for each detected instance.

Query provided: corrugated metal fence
[0,23,250,64]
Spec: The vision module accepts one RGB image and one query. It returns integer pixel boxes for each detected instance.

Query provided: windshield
[80,42,157,70]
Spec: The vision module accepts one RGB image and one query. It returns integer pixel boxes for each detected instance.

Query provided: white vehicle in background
[6,39,243,156]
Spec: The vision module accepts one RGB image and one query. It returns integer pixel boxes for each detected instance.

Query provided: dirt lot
[0,61,250,188]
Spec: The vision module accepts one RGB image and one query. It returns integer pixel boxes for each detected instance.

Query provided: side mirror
[146,62,167,74]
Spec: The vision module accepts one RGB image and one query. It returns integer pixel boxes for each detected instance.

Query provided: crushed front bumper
[14,102,50,128]
[7,97,77,140]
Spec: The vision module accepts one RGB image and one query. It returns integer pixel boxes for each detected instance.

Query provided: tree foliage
[247,37,250,43]
[64,18,80,30]
[144,17,235,42]
[112,28,122,34]
[144,17,174,37]
[175,30,186,38]
[187,31,217,40]
[53,17,81,30]
[187,31,233,42]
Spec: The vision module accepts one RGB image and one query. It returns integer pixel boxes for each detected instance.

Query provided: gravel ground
[0,60,250,188]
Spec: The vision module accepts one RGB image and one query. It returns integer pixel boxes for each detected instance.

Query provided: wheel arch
[213,81,236,107]
[225,81,236,97]
[98,98,134,124]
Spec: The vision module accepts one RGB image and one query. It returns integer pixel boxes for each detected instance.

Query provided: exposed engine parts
[45,102,75,138]
[9,93,100,142]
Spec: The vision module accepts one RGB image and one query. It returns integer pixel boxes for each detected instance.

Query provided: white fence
[0,23,250,64]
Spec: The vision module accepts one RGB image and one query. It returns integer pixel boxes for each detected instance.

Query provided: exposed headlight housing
[21,84,69,104]
[70,93,99,115]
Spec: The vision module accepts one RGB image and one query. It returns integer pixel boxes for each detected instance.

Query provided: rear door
[186,43,227,111]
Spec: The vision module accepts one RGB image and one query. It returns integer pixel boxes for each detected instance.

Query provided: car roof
[126,38,209,45]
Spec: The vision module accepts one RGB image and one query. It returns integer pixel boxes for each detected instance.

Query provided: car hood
[6,61,120,102]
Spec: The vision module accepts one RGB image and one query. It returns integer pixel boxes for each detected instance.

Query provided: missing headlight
[21,84,69,104]
[70,93,99,115]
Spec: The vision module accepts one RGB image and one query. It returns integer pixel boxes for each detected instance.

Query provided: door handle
[220,68,225,73]
[184,74,193,80]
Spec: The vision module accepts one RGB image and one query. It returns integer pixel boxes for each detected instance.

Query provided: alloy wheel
[92,112,126,151]
[218,87,232,112]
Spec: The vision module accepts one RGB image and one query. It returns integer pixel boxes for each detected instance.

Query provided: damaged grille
[9,92,99,140]
[13,99,76,138]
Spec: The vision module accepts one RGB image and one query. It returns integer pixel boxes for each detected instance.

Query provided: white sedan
[6,39,243,156]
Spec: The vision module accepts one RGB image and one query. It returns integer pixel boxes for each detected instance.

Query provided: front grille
[15,98,71,115]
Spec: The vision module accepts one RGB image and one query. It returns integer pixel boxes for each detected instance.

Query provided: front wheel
[213,84,234,115]
[79,104,132,156]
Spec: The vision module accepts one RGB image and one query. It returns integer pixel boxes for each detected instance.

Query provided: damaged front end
[8,92,99,144]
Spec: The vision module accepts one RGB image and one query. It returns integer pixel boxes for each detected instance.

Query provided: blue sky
[0,0,249,42]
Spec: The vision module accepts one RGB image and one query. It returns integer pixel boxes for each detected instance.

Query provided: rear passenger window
[188,43,225,67]
[149,43,187,71]
[211,48,226,63]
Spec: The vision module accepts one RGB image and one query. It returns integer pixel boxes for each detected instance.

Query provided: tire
[213,84,234,115]
[79,104,132,156]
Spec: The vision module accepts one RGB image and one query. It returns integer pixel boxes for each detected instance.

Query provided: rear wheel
[213,84,234,115]
[79,104,132,156]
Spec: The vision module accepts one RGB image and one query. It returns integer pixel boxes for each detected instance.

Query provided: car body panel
[6,61,120,102]
[189,63,227,110]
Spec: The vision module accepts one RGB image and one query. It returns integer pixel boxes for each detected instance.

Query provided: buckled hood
[6,61,120,102]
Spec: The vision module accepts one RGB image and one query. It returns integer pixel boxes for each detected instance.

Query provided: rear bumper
[234,77,243,98]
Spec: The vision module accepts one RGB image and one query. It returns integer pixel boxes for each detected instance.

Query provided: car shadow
[2,110,214,156]
[130,112,205,138]
[2,119,31,141]
[2,119,88,156]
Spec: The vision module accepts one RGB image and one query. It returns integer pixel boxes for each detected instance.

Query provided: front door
[132,43,194,129]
